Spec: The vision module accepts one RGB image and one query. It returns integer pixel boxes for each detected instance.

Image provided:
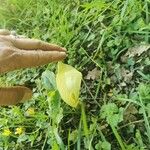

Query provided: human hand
[0,29,66,105]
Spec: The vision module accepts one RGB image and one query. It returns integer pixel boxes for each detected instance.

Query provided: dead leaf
[121,67,133,83]
[121,45,150,62]
[124,104,138,122]
[86,68,100,80]
[125,45,150,57]
[120,82,126,87]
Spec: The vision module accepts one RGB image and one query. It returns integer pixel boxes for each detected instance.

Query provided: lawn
[0,0,150,149]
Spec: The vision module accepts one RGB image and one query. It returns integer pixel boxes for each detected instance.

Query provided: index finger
[3,36,66,51]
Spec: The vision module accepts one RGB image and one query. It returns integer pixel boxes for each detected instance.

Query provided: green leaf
[101,141,111,150]
[95,141,111,150]
[146,104,150,117]
[17,134,29,143]
[138,83,150,102]
[47,91,63,124]
[100,103,124,127]
[42,70,56,90]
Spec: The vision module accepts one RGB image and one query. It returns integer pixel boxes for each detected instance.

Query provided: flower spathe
[56,62,82,108]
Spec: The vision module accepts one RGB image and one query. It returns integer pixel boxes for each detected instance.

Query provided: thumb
[0,86,32,106]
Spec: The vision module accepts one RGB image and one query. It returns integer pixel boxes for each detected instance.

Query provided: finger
[15,50,66,69]
[6,36,66,51]
[0,86,32,106]
[0,29,11,35]
[0,48,66,73]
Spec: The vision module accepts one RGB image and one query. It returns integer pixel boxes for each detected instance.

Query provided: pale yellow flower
[56,62,82,108]
[15,127,24,135]
[26,107,35,116]
[2,129,12,136]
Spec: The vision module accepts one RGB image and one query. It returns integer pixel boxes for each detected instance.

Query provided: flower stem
[111,125,126,150]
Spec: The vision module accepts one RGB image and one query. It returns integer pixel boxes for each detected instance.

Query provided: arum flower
[56,62,82,108]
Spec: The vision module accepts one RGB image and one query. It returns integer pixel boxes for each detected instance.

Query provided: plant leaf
[42,70,56,90]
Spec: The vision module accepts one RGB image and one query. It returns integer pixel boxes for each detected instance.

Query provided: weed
[0,0,150,149]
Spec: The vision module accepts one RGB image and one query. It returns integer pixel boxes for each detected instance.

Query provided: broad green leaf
[47,91,63,124]
[42,70,56,90]
[56,62,82,108]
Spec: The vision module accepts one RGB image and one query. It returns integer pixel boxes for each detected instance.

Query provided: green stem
[139,95,150,143]
[81,102,89,137]
[111,125,126,150]
[77,119,81,150]
[145,0,149,42]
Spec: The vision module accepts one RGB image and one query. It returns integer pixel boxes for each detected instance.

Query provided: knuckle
[0,47,14,57]
[11,51,21,59]
[37,40,42,48]
[0,47,21,60]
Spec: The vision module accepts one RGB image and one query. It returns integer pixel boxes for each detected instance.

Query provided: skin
[0,29,66,106]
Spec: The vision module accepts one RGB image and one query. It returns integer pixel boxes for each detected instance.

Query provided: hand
[0,29,66,106]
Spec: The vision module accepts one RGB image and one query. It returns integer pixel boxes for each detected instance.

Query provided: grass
[0,0,150,149]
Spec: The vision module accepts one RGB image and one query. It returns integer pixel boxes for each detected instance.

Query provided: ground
[0,0,150,149]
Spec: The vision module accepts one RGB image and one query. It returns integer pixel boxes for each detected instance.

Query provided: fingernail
[21,90,32,102]
[60,52,67,59]
[60,51,67,55]
[62,47,67,51]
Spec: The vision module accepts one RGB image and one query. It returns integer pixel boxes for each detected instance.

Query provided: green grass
[0,0,150,149]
